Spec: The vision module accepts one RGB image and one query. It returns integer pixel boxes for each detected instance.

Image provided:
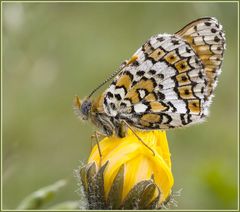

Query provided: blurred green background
[2,2,238,210]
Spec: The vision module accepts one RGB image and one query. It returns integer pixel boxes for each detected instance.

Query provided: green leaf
[49,200,80,209]
[17,179,67,209]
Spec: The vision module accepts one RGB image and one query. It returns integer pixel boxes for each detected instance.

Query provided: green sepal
[79,165,88,193]
[146,185,161,209]
[138,182,158,209]
[92,161,109,209]
[86,162,97,209]
[121,180,152,209]
[107,164,124,209]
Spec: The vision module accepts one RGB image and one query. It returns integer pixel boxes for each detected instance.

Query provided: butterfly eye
[81,100,92,120]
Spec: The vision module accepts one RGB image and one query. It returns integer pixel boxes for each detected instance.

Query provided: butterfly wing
[175,17,226,99]
[103,17,225,130]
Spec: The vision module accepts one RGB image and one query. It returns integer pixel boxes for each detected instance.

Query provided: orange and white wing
[103,17,225,130]
[176,17,226,99]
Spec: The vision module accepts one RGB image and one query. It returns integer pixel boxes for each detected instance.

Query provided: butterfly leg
[91,131,104,159]
[122,120,155,156]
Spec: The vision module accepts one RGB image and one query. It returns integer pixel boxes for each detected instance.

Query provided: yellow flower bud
[79,130,174,209]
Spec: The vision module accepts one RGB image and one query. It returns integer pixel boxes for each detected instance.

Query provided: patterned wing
[175,17,226,99]
[103,17,225,130]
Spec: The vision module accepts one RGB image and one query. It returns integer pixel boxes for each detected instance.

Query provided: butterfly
[74,17,225,140]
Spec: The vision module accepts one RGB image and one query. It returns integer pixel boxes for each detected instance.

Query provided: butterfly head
[74,96,92,121]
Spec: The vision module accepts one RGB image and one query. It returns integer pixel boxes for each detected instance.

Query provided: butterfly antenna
[87,56,138,99]
[87,64,124,99]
